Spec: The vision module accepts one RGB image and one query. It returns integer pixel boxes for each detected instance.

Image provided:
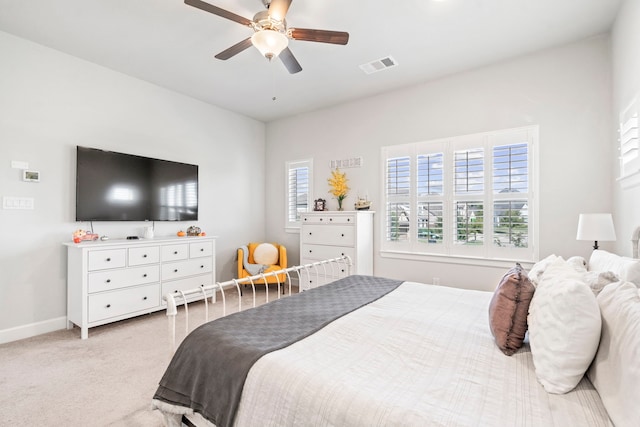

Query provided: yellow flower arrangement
[327,168,350,210]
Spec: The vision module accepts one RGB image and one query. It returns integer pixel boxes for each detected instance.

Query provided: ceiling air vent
[359,56,398,75]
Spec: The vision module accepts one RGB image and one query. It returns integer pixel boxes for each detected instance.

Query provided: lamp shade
[251,30,288,59]
[576,213,617,243]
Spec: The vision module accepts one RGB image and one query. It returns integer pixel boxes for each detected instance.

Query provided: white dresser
[299,211,374,290]
[65,236,216,339]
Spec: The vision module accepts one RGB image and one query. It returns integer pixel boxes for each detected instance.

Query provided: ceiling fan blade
[214,38,253,60]
[279,47,302,74]
[184,0,252,26]
[268,0,292,22]
[290,28,349,45]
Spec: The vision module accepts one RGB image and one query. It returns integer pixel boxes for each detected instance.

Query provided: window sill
[380,250,534,270]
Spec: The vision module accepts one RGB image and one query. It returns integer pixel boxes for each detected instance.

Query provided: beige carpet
[0,286,291,426]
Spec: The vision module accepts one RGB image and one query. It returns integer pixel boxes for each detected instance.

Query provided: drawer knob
[106,279,111,283]
[341,233,345,237]
[174,269,178,273]
[347,218,351,222]
[143,296,147,300]
[174,290,178,293]
[106,304,111,308]
[329,218,333,221]
[200,248,204,252]
[143,274,147,278]
[200,265,204,269]
[320,218,323,221]
[143,254,147,258]
[308,232,312,236]
[341,252,345,256]
[174,251,178,255]
[106,258,111,262]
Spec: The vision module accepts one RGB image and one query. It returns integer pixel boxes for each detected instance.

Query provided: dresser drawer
[162,257,213,281]
[162,244,189,262]
[88,265,160,293]
[128,246,160,266]
[161,274,214,305]
[301,225,355,246]
[301,244,355,262]
[88,283,160,323]
[190,241,213,258]
[302,214,355,225]
[88,249,126,271]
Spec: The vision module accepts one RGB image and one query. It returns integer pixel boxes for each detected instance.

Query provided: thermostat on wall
[22,170,40,182]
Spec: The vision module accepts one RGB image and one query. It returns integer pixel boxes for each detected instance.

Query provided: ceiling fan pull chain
[271,61,277,101]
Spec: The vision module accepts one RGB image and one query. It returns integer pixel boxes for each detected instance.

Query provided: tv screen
[76,146,198,221]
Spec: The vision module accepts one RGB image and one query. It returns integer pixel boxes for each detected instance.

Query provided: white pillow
[527,257,601,394]
[588,281,640,427]
[527,254,559,287]
[588,249,640,286]
[253,243,279,265]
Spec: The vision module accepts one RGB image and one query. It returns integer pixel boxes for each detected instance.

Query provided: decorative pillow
[588,249,640,286]
[253,243,279,265]
[566,256,587,273]
[488,263,536,356]
[527,254,559,287]
[582,271,619,296]
[527,257,601,394]
[587,281,640,427]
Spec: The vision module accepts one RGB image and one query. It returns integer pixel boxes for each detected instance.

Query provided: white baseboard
[0,316,67,345]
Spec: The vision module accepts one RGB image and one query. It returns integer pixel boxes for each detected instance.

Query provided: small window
[285,159,312,228]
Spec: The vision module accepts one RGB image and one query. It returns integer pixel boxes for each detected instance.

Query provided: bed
[152,239,640,427]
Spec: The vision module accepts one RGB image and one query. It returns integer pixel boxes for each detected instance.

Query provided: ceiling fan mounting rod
[251,10,287,34]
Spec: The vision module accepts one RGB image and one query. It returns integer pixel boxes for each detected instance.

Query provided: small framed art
[313,198,327,211]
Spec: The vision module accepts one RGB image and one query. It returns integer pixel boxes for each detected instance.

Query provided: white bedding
[231,282,611,426]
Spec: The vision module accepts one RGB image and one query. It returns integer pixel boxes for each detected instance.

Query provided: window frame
[285,158,313,231]
[380,126,538,264]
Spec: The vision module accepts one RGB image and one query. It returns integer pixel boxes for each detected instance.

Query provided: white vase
[143,226,154,239]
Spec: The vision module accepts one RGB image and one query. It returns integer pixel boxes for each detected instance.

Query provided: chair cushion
[253,243,279,265]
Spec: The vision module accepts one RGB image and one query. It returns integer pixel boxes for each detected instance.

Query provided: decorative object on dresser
[299,211,373,290]
[313,198,327,211]
[327,168,350,211]
[65,236,216,339]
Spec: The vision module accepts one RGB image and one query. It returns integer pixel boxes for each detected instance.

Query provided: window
[285,159,312,229]
[619,96,639,187]
[381,126,537,262]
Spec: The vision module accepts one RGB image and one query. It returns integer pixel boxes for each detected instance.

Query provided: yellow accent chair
[237,243,287,292]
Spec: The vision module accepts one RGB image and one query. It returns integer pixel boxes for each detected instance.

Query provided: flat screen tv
[76,146,198,221]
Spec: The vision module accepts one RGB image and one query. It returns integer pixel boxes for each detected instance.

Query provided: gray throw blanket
[153,275,403,427]
[239,245,267,275]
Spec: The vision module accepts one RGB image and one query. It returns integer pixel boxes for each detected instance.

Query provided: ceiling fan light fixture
[251,30,288,59]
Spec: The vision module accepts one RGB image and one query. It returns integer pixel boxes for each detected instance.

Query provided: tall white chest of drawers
[65,236,215,339]
[299,211,374,290]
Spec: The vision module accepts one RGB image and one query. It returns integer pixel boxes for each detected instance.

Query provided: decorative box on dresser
[65,236,216,339]
[299,211,374,290]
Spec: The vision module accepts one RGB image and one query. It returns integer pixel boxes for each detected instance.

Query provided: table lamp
[576,213,617,250]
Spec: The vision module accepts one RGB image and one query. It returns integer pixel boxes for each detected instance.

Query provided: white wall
[265,36,613,290]
[611,0,640,256]
[0,31,266,341]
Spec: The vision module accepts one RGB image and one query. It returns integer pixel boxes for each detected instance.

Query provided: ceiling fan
[185,0,349,74]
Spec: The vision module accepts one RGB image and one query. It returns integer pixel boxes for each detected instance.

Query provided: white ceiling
[0,0,622,122]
